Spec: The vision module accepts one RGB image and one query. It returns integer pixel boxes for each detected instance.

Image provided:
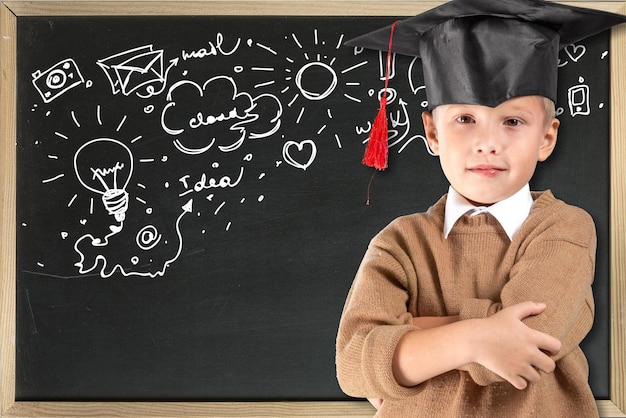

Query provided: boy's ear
[538,117,560,162]
[422,111,439,155]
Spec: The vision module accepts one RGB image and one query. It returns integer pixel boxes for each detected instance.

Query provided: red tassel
[362,96,389,170]
[361,20,398,171]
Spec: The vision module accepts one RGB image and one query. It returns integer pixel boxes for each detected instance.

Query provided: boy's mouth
[468,165,505,177]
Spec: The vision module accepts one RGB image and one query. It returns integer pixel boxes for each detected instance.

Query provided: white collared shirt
[443,184,534,240]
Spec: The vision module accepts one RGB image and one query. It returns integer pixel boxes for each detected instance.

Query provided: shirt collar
[444,184,534,240]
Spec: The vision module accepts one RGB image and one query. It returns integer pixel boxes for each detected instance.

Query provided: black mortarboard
[345,0,626,109]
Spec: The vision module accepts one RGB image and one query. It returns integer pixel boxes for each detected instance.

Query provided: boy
[335,0,626,416]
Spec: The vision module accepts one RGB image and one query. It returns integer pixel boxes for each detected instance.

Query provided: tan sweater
[336,191,598,417]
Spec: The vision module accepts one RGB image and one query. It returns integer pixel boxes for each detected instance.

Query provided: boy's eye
[504,118,523,127]
[456,115,475,124]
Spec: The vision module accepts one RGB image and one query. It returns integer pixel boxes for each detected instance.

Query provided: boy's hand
[367,397,384,410]
[367,315,460,409]
[470,301,562,390]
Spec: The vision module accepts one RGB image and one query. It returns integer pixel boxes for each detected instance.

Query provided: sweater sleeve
[336,225,425,400]
[460,203,597,386]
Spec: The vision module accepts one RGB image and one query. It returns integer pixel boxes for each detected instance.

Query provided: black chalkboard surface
[15,15,610,401]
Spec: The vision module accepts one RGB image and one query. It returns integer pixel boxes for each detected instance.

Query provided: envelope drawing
[97,45,165,97]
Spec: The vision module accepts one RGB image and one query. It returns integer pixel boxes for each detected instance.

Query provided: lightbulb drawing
[74,138,134,222]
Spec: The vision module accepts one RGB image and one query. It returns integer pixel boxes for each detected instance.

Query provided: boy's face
[422,95,559,206]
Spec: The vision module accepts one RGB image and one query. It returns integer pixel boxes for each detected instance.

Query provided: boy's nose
[474,139,498,154]
[473,127,501,154]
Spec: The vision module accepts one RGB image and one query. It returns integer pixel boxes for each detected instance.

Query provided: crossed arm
[368,305,561,409]
[395,304,561,389]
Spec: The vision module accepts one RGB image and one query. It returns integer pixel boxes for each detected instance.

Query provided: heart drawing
[564,44,586,63]
[282,140,317,170]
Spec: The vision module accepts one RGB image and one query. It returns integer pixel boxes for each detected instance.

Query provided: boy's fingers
[509,301,562,356]
[533,350,557,374]
[537,333,562,356]
[510,301,547,319]
[508,375,528,390]
[521,365,542,384]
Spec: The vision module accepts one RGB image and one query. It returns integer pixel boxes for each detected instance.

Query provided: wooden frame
[0,1,624,416]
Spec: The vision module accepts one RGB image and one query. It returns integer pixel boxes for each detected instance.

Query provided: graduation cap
[347,0,626,170]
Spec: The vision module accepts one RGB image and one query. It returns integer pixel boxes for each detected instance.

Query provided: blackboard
[2,1,626,417]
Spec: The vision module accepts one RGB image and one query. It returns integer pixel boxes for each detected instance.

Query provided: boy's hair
[542,96,556,122]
